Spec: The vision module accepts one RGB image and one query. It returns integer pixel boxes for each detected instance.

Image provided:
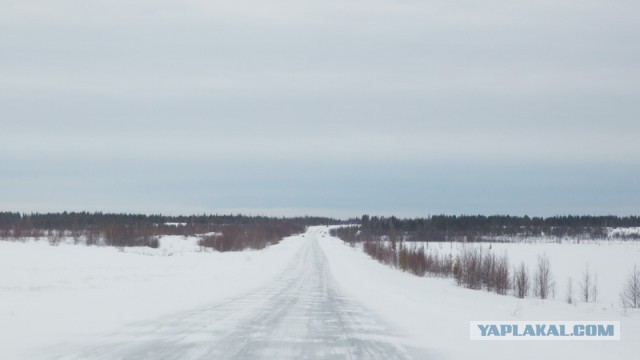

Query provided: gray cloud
[1,0,639,217]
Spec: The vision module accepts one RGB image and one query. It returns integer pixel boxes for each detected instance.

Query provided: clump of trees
[363,241,431,276]
[332,214,640,243]
[363,241,397,267]
[398,243,428,276]
[199,223,304,252]
[0,211,336,250]
[361,239,512,297]
[452,246,510,294]
[362,241,428,276]
[425,251,454,277]
[103,222,159,248]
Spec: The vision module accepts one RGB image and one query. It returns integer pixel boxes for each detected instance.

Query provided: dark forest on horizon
[1,212,639,248]
[336,214,640,242]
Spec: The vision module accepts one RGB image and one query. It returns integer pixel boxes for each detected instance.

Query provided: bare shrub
[85,228,99,246]
[49,230,65,246]
[104,224,158,248]
[621,265,640,309]
[459,246,483,290]
[581,264,592,303]
[199,223,302,252]
[453,256,462,285]
[452,246,510,294]
[481,252,496,291]
[493,254,510,295]
[396,244,428,276]
[408,246,427,276]
[533,253,554,299]
[363,241,396,267]
[566,277,574,304]
[427,251,453,277]
[398,242,407,270]
[513,262,529,298]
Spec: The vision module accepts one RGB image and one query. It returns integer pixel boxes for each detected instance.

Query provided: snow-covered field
[321,228,640,360]
[403,239,640,305]
[1,227,639,359]
[0,235,303,359]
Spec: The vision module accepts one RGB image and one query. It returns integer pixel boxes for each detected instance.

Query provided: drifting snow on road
[40,228,423,359]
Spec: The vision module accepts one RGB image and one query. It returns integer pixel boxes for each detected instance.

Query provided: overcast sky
[1,1,639,218]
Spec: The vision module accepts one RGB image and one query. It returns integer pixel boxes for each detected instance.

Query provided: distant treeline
[0,211,340,248]
[200,223,305,252]
[334,215,640,242]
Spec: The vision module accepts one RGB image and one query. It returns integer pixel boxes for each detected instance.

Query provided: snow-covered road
[41,227,425,359]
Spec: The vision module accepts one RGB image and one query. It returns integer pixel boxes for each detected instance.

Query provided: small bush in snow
[493,255,511,295]
[566,277,574,304]
[581,264,592,303]
[621,265,640,309]
[533,254,554,300]
[513,262,530,299]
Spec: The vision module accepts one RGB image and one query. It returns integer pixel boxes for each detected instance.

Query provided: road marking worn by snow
[41,228,424,359]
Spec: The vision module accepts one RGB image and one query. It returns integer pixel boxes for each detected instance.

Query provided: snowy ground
[0,235,303,359]
[322,228,640,360]
[391,239,640,306]
[1,227,639,359]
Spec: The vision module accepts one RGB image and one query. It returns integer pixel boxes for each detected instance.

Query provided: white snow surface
[322,228,640,360]
[0,234,301,359]
[391,239,640,305]
[1,226,639,359]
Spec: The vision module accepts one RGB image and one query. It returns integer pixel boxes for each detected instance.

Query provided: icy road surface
[45,228,425,359]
